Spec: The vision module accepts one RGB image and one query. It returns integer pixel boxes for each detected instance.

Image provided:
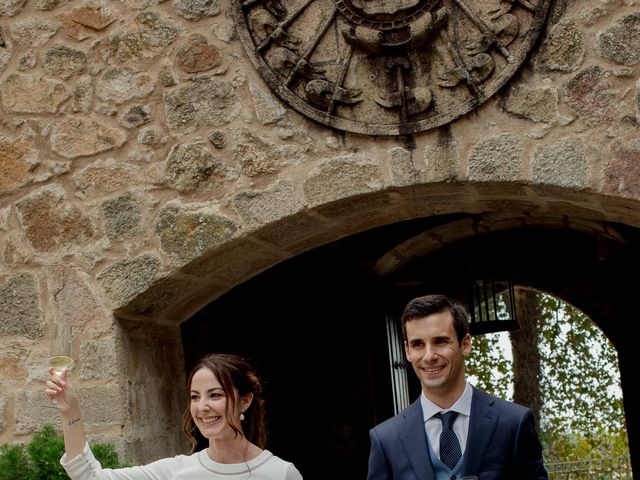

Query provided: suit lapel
[462,387,499,476]
[398,399,434,480]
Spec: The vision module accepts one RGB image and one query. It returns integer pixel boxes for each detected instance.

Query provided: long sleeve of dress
[61,443,179,480]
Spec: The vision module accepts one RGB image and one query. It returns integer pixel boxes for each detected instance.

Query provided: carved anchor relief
[233,0,551,136]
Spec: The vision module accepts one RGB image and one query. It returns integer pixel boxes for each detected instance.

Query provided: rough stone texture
[423,135,459,182]
[137,127,160,145]
[73,159,139,196]
[10,18,60,47]
[562,66,619,127]
[97,254,161,306]
[531,138,587,188]
[78,385,125,427]
[43,45,87,79]
[233,180,302,226]
[212,22,235,43]
[164,142,222,191]
[164,76,239,133]
[16,384,123,434]
[0,51,10,75]
[249,82,286,125]
[233,128,282,177]
[602,140,640,198]
[502,86,559,124]
[121,0,165,10]
[119,104,151,129]
[175,33,221,73]
[102,193,143,240]
[156,204,238,266]
[103,11,180,64]
[0,347,28,382]
[303,154,384,207]
[46,265,106,328]
[468,134,523,182]
[0,206,9,231]
[158,64,177,87]
[0,0,26,16]
[15,390,63,434]
[534,18,585,72]
[17,53,36,71]
[208,130,225,148]
[58,2,116,41]
[63,2,116,29]
[0,395,7,431]
[121,275,195,317]
[36,0,71,11]
[50,118,127,159]
[0,273,43,337]
[72,75,93,113]
[0,74,69,113]
[96,67,155,104]
[388,147,420,187]
[0,135,38,193]
[598,12,640,66]
[172,0,219,20]
[79,337,119,381]
[16,185,94,252]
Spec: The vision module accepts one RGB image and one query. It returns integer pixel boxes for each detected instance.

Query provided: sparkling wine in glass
[48,324,74,375]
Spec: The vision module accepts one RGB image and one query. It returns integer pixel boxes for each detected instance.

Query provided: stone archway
[110,183,640,474]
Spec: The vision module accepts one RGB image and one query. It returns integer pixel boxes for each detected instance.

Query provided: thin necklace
[198,450,273,476]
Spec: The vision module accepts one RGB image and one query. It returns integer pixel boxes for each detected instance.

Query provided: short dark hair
[401,294,469,344]
[182,353,267,450]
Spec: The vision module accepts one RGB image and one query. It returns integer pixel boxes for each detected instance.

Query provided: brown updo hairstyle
[182,353,267,450]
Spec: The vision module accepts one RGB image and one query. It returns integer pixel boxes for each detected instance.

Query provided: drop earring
[240,412,245,421]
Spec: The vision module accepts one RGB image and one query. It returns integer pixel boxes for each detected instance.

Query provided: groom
[367,294,548,480]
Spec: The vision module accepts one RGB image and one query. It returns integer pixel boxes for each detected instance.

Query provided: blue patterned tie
[436,411,462,469]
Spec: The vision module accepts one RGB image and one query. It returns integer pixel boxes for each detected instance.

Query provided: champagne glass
[48,324,74,375]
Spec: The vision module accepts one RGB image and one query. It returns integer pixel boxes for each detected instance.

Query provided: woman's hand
[45,367,87,460]
[45,367,80,416]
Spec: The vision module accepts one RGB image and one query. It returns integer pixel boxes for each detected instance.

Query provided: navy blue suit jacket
[367,387,548,479]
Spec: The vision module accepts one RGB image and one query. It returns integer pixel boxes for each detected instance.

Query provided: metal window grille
[546,456,632,480]
[386,314,410,415]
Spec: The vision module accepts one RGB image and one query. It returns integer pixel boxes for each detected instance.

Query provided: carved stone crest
[232,0,551,135]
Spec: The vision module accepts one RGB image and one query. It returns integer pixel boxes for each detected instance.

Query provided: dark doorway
[181,234,398,479]
[181,214,639,478]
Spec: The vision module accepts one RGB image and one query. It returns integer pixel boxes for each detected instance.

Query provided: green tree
[466,289,629,462]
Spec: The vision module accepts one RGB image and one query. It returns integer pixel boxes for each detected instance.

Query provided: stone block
[0,272,43,338]
[233,180,303,227]
[156,204,238,267]
[97,254,161,307]
[303,154,384,207]
[531,138,587,188]
[468,133,523,182]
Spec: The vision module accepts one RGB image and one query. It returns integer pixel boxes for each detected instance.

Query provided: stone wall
[2,0,640,463]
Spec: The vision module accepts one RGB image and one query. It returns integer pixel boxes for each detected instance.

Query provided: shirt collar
[420,382,473,422]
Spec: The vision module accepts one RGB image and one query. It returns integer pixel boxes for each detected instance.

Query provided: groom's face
[404,310,471,402]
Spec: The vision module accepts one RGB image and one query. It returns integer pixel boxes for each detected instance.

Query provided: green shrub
[0,424,129,479]
[26,424,67,479]
[0,444,36,480]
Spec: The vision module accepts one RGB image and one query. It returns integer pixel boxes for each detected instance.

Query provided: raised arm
[45,367,86,460]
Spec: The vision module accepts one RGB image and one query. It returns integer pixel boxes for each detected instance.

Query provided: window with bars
[386,314,411,415]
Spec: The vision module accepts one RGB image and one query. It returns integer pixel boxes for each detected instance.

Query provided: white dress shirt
[420,382,473,457]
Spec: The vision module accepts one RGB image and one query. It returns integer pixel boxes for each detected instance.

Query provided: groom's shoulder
[371,400,420,434]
